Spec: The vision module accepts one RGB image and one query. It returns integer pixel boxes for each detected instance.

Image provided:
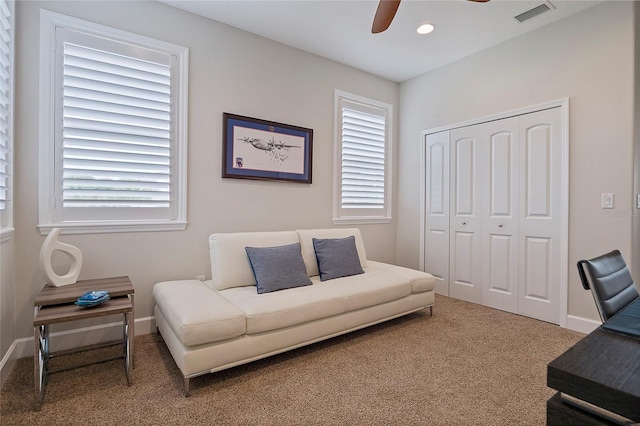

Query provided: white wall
[0,236,16,387]
[397,1,635,323]
[8,0,398,354]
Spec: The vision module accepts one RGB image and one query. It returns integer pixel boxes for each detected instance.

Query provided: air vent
[514,1,555,23]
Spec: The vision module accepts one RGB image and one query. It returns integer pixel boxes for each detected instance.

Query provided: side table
[33,276,134,410]
[547,327,640,424]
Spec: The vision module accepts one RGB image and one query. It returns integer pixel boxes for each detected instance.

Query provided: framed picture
[222,113,313,183]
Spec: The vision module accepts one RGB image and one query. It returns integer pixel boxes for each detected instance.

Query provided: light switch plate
[602,193,614,209]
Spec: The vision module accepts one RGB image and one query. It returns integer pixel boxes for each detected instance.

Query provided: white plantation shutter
[0,0,12,230]
[61,40,172,208]
[334,92,392,224]
[341,107,386,208]
[39,11,188,234]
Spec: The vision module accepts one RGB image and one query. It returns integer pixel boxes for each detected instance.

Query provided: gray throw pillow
[312,236,364,281]
[245,243,313,294]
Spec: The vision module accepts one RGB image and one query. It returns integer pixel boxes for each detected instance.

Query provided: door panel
[488,234,512,293]
[481,118,519,313]
[490,133,512,216]
[526,126,551,217]
[518,108,562,324]
[425,229,448,291]
[450,130,482,303]
[453,231,474,285]
[429,143,446,215]
[523,236,551,302]
[455,138,475,216]
[425,131,450,295]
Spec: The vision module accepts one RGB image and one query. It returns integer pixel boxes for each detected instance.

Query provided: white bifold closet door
[449,127,484,304]
[449,116,520,309]
[480,117,520,313]
[517,108,562,324]
[424,131,450,296]
[424,107,563,324]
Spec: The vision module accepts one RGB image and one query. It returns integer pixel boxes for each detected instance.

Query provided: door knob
[462,222,467,226]
[498,224,503,228]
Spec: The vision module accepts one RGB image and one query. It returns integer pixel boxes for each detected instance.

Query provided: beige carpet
[1,295,583,425]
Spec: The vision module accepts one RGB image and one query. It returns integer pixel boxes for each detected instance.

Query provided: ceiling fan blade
[372,0,401,34]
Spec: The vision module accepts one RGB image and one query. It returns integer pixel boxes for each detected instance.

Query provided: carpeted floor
[1,295,583,425]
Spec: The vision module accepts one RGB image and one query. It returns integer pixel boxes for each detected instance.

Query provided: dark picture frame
[222,113,313,183]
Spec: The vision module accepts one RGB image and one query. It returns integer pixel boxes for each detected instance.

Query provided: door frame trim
[419,98,569,327]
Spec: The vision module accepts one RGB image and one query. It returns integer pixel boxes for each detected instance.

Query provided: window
[333,90,392,224]
[39,11,188,234]
[0,0,13,240]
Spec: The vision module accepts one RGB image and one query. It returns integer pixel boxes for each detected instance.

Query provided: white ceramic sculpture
[39,228,83,287]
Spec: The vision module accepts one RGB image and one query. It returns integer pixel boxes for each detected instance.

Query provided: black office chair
[577,250,640,322]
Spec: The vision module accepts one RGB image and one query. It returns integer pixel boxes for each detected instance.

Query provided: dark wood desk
[547,327,640,424]
[33,276,134,410]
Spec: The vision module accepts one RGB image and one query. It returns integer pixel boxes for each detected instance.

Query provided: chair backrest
[577,250,640,322]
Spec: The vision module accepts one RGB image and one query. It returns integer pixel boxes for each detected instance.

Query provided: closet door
[480,118,520,313]
[449,128,483,304]
[517,107,562,324]
[423,104,566,324]
[424,131,450,296]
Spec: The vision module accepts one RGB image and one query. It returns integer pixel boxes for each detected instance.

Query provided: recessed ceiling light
[417,23,435,35]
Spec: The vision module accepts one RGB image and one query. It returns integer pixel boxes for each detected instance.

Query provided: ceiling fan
[372,0,490,34]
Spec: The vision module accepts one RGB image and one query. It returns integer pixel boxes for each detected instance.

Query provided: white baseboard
[0,340,18,389]
[565,314,601,334]
[1,316,156,388]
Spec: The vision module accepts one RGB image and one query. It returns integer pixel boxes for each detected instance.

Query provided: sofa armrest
[153,280,246,346]
[366,261,436,294]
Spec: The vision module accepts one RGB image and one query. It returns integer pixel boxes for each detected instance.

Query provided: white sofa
[153,228,435,395]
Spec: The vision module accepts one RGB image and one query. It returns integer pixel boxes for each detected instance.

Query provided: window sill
[0,227,15,243]
[332,217,392,225]
[37,221,187,235]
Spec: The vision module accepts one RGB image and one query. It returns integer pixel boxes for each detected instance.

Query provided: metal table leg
[129,292,135,368]
[124,311,132,385]
[34,323,49,410]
